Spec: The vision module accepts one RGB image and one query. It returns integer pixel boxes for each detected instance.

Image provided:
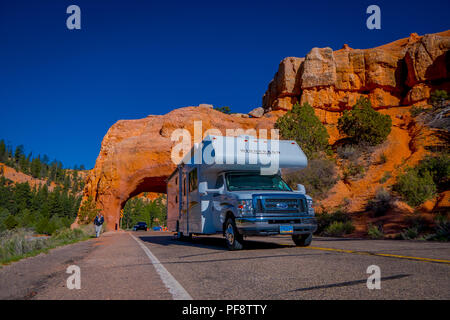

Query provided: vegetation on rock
[337,97,392,146]
[275,102,330,158]
[283,158,337,200]
[394,155,449,207]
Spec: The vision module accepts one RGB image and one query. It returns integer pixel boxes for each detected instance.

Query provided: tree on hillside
[214,106,232,114]
[337,97,392,146]
[275,102,330,158]
[3,214,18,230]
[77,196,100,224]
[0,140,6,162]
[30,157,42,178]
[14,145,24,165]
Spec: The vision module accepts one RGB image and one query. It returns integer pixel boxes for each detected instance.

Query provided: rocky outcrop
[74,106,280,230]
[248,107,265,118]
[263,31,450,114]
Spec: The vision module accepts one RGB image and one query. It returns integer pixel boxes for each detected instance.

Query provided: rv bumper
[235,216,317,236]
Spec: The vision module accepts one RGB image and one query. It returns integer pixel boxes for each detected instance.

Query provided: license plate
[280,225,293,234]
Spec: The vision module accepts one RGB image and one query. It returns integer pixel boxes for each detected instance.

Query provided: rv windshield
[225,173,292,191]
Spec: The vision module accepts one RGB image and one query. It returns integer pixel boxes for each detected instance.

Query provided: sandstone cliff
[262,31,450,123]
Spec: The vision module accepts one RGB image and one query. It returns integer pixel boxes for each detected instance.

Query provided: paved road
[1,231,449,299]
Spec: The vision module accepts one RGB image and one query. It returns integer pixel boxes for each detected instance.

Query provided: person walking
[94,213,104,238]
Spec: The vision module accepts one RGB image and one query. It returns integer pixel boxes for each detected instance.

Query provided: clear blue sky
[0,0,448,169]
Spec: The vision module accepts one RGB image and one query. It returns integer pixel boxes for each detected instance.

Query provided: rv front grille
[254,196,305,214]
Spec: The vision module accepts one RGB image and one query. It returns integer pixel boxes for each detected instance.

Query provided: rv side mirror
[296,184,306,194]
[199,182,208,196]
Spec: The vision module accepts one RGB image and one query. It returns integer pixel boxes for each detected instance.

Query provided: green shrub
[379,153,387,164]
[53,227,85,241]
[338,97,392,145]
[394,154,449,207]
[404,213,429,233]
[430,90,448,110]
[414,155,450,191]
[0,227,94,264]
[400,227,419,240]
[275,102,330,158]
[213,106,232,114]
[393,154,449,207]
[315,209,351,235]
[283,158,337,199]
[379,171,392,183]
[410,106,426,117]
[394,169,436,207]
[342,162,365,180]
[426,217,450,242]
[366,188,392,217]
[324,221,355,237]
[77,196,101,224]
[367,224,384,239]
[337,145,359,161]
[3,214,19,230]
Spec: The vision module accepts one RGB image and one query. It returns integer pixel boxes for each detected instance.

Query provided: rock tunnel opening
[115,176,168,231]
[120,191,167,231]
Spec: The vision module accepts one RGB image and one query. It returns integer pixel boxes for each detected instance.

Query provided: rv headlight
[306,199,314,216]
[237,200,254,216]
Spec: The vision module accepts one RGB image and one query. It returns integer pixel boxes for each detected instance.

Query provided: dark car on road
[132,222,148,231]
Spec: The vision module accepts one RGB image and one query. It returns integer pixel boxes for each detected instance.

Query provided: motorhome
[166,135,317,250]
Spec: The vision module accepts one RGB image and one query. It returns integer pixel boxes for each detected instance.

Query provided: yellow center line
[281,244,450,265]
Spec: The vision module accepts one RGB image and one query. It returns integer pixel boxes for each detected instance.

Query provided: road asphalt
[0,231,449,300]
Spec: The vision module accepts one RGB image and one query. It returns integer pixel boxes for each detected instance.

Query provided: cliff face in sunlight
[262,31,450,120]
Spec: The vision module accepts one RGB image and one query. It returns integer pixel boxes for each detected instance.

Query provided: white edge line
[130,233,193,300]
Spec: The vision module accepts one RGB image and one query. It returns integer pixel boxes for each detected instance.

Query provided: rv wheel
[292,233,312,247]
[176,232,192,241]
[225,218,244,250]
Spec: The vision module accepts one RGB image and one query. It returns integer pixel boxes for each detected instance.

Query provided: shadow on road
[286,274,411,293]
[313,237,368,242]
[138,234,293,251]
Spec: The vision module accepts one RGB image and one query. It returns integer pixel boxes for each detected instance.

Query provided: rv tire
[292,233,312,247]
[225,218,244,250]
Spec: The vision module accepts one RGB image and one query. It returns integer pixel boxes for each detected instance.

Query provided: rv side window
[183,178,186,196]
[189,168,198,192]
[215,175,224,189]
[175,195,178,203]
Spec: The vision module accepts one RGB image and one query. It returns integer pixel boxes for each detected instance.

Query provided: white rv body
[166,135,317,249]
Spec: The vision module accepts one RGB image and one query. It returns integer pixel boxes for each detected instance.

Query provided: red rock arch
[74,105,278,230]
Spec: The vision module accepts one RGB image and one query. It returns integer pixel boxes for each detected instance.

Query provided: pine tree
[275,102,330,158]
[14,145,24,166]
[78,196,100,224]
[0,140,6,162]
[30,157,42,178]
[3,214,19,230]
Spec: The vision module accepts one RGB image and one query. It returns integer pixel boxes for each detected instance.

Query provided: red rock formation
[74,106,280,230]
[262,30,450,115]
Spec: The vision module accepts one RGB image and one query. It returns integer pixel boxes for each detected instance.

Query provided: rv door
[188,167,201,233]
